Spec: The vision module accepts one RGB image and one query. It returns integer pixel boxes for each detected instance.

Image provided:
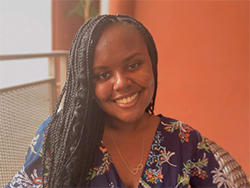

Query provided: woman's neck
[104,112,152,135]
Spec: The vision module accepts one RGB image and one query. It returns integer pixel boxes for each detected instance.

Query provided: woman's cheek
[137,71,154,87]
[94,82,112,101]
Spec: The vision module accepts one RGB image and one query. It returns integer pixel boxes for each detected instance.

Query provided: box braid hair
[42,14,158,187]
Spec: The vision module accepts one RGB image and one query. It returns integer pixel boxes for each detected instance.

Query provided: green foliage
[66,1,84,18]
[177,174,181,182]
[197,135,210,153]
[66,0,99,20]
[177,174,190,186]
[139,177,152,188]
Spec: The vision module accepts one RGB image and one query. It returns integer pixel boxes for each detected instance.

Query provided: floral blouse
[6,115,232,188]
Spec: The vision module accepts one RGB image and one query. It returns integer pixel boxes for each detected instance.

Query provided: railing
[0,51,68,93]
[0,51,68,187]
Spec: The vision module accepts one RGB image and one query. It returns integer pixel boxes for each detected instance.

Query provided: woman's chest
[89,127,197,187]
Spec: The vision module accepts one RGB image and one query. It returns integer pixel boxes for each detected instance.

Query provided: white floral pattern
[211,166,235,188]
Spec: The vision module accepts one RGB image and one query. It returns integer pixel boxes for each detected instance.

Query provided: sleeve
[188,130,221,187]
[5,116,51,188]
[190,130,250,188]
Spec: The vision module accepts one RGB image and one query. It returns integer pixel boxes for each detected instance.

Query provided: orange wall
[52,0,87,95]
[110,1,249,176]
[52,0,85,50]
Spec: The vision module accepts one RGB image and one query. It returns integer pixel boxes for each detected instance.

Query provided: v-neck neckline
[100,114,163,187]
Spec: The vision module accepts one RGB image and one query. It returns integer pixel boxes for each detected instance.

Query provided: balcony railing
[0,51,68,187]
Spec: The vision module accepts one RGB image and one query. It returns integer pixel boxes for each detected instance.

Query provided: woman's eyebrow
[93,53,143,71]
[93,65,108,71]
[124,53,142,62]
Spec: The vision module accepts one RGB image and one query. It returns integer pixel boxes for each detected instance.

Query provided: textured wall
[110,0,249,177]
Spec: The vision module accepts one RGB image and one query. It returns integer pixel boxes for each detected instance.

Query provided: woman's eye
[98,72,109,80]
[128,63,140,70]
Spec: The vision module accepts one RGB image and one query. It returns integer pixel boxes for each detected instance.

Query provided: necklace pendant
[110,130,145,176]
[132,168,139,175]
[137,163,143,170]
[131,164,144,175]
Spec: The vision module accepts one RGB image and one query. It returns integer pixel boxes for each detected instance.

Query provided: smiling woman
[93,24,155,124]
[5,14,249,188]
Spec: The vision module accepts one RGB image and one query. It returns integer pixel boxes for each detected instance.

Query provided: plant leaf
[66,2,84,18]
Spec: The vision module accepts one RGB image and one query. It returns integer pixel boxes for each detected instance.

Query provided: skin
[93,24,160,187]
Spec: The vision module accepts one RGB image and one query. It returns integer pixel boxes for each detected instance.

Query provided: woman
[6,14,249,188]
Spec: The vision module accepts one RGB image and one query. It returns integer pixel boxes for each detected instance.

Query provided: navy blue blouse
[6,115,231,187]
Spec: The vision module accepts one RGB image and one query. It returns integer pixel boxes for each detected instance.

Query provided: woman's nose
[113,72,131,91]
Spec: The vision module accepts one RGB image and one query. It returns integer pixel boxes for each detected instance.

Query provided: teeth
[115,93,138,104]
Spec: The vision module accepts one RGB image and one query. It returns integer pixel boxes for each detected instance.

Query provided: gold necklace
[110,130,145,175]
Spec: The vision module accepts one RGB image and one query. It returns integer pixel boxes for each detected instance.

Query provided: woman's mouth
[115,93,138,104]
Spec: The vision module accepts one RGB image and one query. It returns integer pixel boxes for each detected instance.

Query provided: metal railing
[0,51,68,187]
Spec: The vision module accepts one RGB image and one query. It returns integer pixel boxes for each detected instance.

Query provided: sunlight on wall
[0,0,51,88]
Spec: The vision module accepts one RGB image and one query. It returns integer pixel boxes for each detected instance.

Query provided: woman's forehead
[92,24,149,69]
[94,24,145,53]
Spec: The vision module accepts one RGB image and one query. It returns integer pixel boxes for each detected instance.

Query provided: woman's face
[93,24,155,123]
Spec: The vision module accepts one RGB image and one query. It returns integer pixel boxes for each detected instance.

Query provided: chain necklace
[110,130,145,175]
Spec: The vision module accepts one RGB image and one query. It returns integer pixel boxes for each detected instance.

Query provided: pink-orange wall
[52,0,87,96]
[110,1,249,177]
[52,0,100,96]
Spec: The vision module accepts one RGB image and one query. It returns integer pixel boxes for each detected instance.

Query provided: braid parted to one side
[42,14,158,187]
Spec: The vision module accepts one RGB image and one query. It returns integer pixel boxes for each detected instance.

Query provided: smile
[115,93,138,104]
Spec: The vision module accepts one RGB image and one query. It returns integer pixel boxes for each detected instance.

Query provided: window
[0,0,52,88]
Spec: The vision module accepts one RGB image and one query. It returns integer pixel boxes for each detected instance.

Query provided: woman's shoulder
[157,114,202,144]
[25,115,52,162]
[5,115,52,188]
[37,115,52,134]
[156,114,249,187]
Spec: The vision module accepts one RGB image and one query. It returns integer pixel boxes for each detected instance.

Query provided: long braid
[42,14,158,187]
[56,20,94,172]
[43,18,95,186]
[57,18,100,184]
